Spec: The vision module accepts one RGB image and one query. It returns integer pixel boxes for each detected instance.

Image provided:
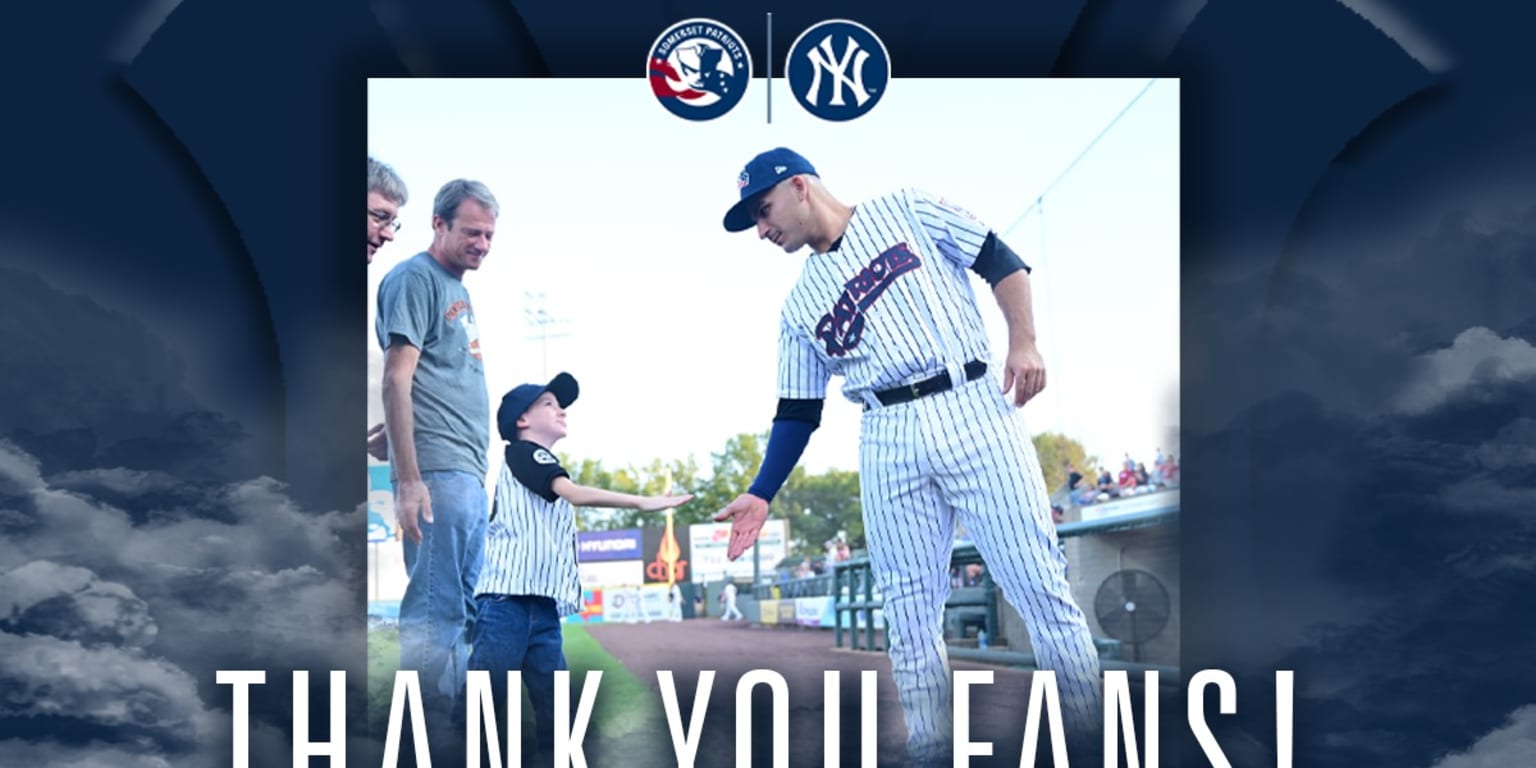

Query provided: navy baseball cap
[722,147,818,232]
[497,372,579,441]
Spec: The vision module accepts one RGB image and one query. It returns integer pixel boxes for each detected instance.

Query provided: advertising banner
[577,528,644,562]
[795,596,832,627]
[577,560,645,588]
[688,520,789,583]
[566,588,605,624]
[641,518,692,584]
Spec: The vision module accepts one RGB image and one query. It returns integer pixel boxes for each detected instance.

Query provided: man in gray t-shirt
[374,178,498,734]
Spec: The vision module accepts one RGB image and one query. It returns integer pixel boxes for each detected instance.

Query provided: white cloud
[0,561,96,615]
[0,442,368,763]
[0,740,177,768]
[49,468,188,496]
[0,439,45,493]
[0,632,210,736]
[1440,475,1536,517]
[1393,327,1536,414]
[0,561,157,648]
[1471,418,1536,470]
[137,564,361,676]
[1428,705,1536,768]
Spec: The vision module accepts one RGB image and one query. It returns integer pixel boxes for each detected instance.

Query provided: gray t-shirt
[375,252,489,478]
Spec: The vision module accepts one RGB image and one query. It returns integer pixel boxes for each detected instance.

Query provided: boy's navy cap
[497,372,579,441]
[722,147,817,233]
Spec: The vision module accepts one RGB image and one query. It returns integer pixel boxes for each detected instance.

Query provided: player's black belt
[870,360,988,408]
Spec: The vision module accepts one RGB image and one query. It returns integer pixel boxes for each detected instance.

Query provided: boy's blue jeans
[467,594,568,753]
[397,469,487,725]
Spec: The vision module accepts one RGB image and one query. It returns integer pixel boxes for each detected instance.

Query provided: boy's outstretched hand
[637,493,694,513]
[713,493,769,560]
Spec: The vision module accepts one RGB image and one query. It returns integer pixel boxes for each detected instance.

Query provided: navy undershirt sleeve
[746,399,824,502]
[970,231,1030,286]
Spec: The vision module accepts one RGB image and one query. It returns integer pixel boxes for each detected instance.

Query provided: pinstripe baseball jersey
[777,189,996,402]
[475,441,581,617]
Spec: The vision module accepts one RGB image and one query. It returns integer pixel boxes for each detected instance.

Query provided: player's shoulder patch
[532,448,558,465]
[935,195,981,222]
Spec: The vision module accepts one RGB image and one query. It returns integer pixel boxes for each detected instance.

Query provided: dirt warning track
[582,619,1057,767]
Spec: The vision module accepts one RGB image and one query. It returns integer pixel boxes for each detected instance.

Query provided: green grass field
[367,623,664,743]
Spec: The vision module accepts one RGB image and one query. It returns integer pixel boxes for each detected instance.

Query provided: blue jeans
[467,594,567,752]
[398,469,487,726]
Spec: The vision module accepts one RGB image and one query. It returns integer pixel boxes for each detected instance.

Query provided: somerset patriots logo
[648,18,751,120]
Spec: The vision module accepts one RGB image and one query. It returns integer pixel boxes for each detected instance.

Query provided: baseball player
[470,372,692,757]
[668,581,684,622]
[712,148,1102,764]
[719,580,743,621]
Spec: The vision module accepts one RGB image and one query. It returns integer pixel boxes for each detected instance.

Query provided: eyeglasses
[368,208,402,232]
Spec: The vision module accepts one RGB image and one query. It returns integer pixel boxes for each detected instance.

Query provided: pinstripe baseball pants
[859,375,1102,763]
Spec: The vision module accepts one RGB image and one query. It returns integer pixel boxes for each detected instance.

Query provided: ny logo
[803,34,872,108]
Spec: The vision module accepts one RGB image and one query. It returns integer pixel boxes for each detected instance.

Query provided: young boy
[467,372,692,758]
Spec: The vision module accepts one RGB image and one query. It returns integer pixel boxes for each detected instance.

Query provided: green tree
[1031,432,1098,494]
[686,431,767,524]
[771,467,862,554]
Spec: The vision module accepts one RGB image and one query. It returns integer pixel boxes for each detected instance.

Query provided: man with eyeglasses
[367,156,407,264]
[375,179,500,749]
[369,157,408,460]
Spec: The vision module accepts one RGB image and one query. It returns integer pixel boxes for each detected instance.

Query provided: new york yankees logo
[787,19,890,121]
[804,35,872,108]
[815,243,921,357]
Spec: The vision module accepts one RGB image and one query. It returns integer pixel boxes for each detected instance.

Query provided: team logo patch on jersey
[647,18,752,121]
[937,197,982,222]
[785,19,890,122]
[815,243,921,357]
[533,449,558,465]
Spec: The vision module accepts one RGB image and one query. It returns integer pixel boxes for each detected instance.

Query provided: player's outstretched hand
[1001,342,1047,407]
[366,422,389,461]
[636,493,695,513]
[713,493,769,561]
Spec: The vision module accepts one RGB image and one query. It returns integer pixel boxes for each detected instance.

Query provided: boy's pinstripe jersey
[776,188,995,404]
[475,440,581,617]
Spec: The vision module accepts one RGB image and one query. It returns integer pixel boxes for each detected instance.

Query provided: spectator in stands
[1097,468,1117,499]
[1073,482,1100,506]
[1161,454,1180,487]
[836,539,852,562]
[1135,462,1151,487]
[1118,462,1139,494]
[1065,461,1084,494]
[963,563,985,587]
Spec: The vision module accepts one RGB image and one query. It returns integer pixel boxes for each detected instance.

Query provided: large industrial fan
[1093,569,1170,662]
